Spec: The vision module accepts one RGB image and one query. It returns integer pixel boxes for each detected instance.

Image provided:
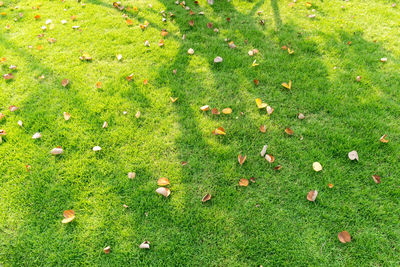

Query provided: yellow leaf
[62,210,75,224]
[255,98,268,109]
[281,80,292,89]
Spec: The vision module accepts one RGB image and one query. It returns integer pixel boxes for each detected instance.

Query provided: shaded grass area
[0,0,399,265]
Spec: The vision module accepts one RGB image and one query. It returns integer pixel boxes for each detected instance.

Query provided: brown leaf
[338,231,351,243]
[238,154,247,165]
[211,108,220,115]
[379,134,388,143]
[202,193,211,202]
[181,161,188,166]
[238,178,249,187]
[372,175,381,184]
[9,105,19,112]
[104,246,110,254]
[188,20,194,26]
[62,210,75,224]
[207,22,213,28]
[260,125,266,133]
[285,128,294,135]
[253,79,259,85]
[274,165,282,171]
[126,73,134,81]
[156,187,170,197]
[250,177,256,183]
[212,127,226,135]
[61,79,69,87]
[307,190,318,202]
[128,172,136,179]
[157,177,170,186]
[265,154,275,163]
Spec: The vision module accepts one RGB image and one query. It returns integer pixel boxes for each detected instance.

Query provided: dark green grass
[0,0,399,265]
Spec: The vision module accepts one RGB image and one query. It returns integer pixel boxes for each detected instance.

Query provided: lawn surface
[0,0,399,265]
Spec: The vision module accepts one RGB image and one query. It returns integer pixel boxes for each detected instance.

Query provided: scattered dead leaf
[139,241,150,249]
[239,178,249,187]
[372,175,381,184]
[307,190,318,202]
[260,125,266,133]
[348,150,359,161]
[285,128,294,135]
[379,134,388,143]
[338,231,351,243]
[212,127,226,135]
[281,80,292,90]
[211,108,220,115]
[128,172,136,179]
[256,98,267,109]
[104,246,110,254]
[157,177,170,186]
[200,105,209,111]
[313,162,322,172]
[63,112,71,121]
[62,210,75,223]
[202,193,211,202]
[9,105,18,112]
[222,108,232,114]
[156,187,170,197]
[61,79,69,87]
[238,154,247,166]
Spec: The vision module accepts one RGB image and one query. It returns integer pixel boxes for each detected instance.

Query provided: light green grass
[0,0,399,265]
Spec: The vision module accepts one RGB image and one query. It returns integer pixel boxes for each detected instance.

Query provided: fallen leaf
[380,57,387,62]
[338,231,351,243]
[307,190,318,202]
[34,14,40,19]
[104,246,110,254]
[188,20,194,26]
[62,210,75,223]
[252,60,259,67]
[126,73,134,81]
[250,177,256,183]
[260,125,266,133]
[9,105,18,112]
[348,150,359,161]
[265,154,275,163]
[123,204,128,208]
[61,79,69,87]
[32,132,42,139]
[372,175,381,184]
[211,108,220,115]
[274,165,282,171]
[157,177,170,186]
[161,29,168,37]
[126,19,133,25]
[287,48,294,54]
[202,193,211,202]
[135,111,141,118]
[200,105,209,111]
[17,120,23,127]
[3,73,14,80]
[116,54,123,61]
[379,134,388,143]
[356,76,361,82]
[96,81,102,88]
[298,113,305,120]
[207,22,213,28]
[212,127,226,135]
[281,80,292,90]
[51,147,63,155]
[253,79,259,85]
[328,183,334,188]
[139,241,150,249]
[305,2,312,8]
[285,128,294,135]
[214,56,223,63]
[79,52,92,61]
[238,154,247,165]
[158,39,164,47]
[266,106,274,115]
[25,164,31,172]
[260,145,268,157]
[255,98,267,109]
[228,41,236,49]
[222,108,232,114]
[313,162,322,172]
[128,172,136,179]
[156,187,170,197]
[63,112,71,121]
[170,97,178,103]
[93,146,101,151]
[102,121,108,128]
[238,178,249,187]
[188,48,194,55]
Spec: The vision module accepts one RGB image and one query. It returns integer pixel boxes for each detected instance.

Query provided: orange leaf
[61,79,69,87]
[379,134,388,143]
[9,105,19,112]
[253,79,259,85]
[238,178,249,187]
[328,183,334,188]
[63,112,71,121]
[200,105,209,111]
[143,79,148,85]
[126,19,133,25]
[338,231,351,243]
[157,177,170,186]
[266,106,274,115]
[34,14,41,19]
[238,154,247,165]
[274,165,282,171]
[285,128,294,135]
[170,97,178,103]
[307,190,318,202]
[265,154,275,163]
[211,108,220,115]
[96,81,102,88]
[62,210,75,224]
[212,127,226,135]
[161,30,168,37]
[222,108,232,114]
[260,125,266,133]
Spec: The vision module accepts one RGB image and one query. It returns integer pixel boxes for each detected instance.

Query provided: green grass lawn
[1,0,399,265]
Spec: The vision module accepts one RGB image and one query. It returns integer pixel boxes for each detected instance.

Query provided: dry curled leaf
[298,113,305,120]
[212,127,226,135]
[102,121,108,128]
[51,147,63,155]
[328,183,334,188]
[260,125,266,133]
[135,111,141,118]
[139,241,150,249]
[348,150,359,161]
[281,80,292,90]
[156,187,170,197]
[238,178,249,187]
[214,56,223,63]
[104,246,110,254]
[222,108,232,114]
[200,105,209,111]
[128,172,136,179]
[253,79,259,85]
[379,134,388,143]
[9,105,18,112]
[170,97,178,103]
[266,106,274,115]
[93,146,101,151]
[313,162,322,172]
[61,209,75,223]
[372,175,381,184]
[61,79,69,87]
[260,145,268,157]
[211,108,220,115]
[3,73,14,80]
[255,98,267,109]
[188,48,194,55]
[202,193,211,202]
[338,231,351,243]
[265,154,275,163]
[307,190,318,202]
[63,112,71,121]
[157,177,170,186]
[32,132,42,139]
[274,165,282,171]
[96,81,102,88]
[285,128,294,135]
[238,154,247,166]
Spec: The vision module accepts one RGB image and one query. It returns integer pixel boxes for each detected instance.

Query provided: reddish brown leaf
[338,231,351,243]
[307,190,318,202]
[202,193,211,202]
[238,154,247,166]
[372,175,381,184]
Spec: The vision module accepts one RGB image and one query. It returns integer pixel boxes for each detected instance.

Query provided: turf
[0,0,399,265]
